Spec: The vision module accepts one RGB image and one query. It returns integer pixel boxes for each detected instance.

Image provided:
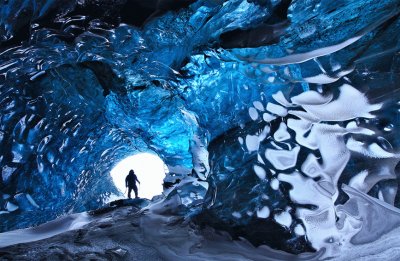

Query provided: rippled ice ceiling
[1,0,400,258]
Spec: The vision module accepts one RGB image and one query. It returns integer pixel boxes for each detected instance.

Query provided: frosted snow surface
[232,83,400,259]
[0,213,91,248]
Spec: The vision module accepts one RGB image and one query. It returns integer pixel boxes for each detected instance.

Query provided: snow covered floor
[0,198,400,261]
[0,213,91,248]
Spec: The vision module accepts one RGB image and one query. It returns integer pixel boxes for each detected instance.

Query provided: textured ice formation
[208,80,400,255]
[1,0,400,259]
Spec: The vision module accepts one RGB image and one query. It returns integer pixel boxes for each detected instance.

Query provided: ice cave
[0,0,400,260]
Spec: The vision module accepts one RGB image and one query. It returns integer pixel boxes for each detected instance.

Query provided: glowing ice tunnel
[110,153,169,199]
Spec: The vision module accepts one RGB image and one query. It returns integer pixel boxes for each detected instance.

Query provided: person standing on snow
[125,169,140,199]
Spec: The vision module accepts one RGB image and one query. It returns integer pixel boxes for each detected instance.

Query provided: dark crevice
[80,61,126,96]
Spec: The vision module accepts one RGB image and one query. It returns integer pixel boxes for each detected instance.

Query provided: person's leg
[128,187,132,199]
[133,185,138,198]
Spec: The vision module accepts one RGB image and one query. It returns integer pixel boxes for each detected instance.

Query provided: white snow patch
[292,84,382,121]
[249,107,259,121]
[294,224,306,236]
[257,154,265,165]
[347,138,397,158]
[263,112,276,122]
[246,135,260,152]
[265,146,300,170]
[272,91,293,107]
[274,211,292,228]
[6,202,18,212]
[291,91,333,105]
[301,154,322,178]
[273,122,291,142]
[270,179,280,190]
[257,206,270,218]
[253,165,266,180]
[266,103,288,117]
[253,101,264,111]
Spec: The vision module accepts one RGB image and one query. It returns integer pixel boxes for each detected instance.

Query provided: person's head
[129,169,134,175]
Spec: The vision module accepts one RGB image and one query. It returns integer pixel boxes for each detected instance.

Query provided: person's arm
[136,176,140,184]
[125,176,128,187]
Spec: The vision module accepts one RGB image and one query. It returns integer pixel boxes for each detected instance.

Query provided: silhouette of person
[125,169,140,199]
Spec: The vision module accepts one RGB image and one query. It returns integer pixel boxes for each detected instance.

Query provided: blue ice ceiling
[1,0,400,257]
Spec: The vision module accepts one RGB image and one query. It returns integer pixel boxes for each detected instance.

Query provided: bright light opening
[110,153,168,199]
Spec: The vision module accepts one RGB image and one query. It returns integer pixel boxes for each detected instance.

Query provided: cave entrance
[110,153,168,199]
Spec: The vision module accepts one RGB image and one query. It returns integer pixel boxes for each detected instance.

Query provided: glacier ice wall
[1,0,400,258]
